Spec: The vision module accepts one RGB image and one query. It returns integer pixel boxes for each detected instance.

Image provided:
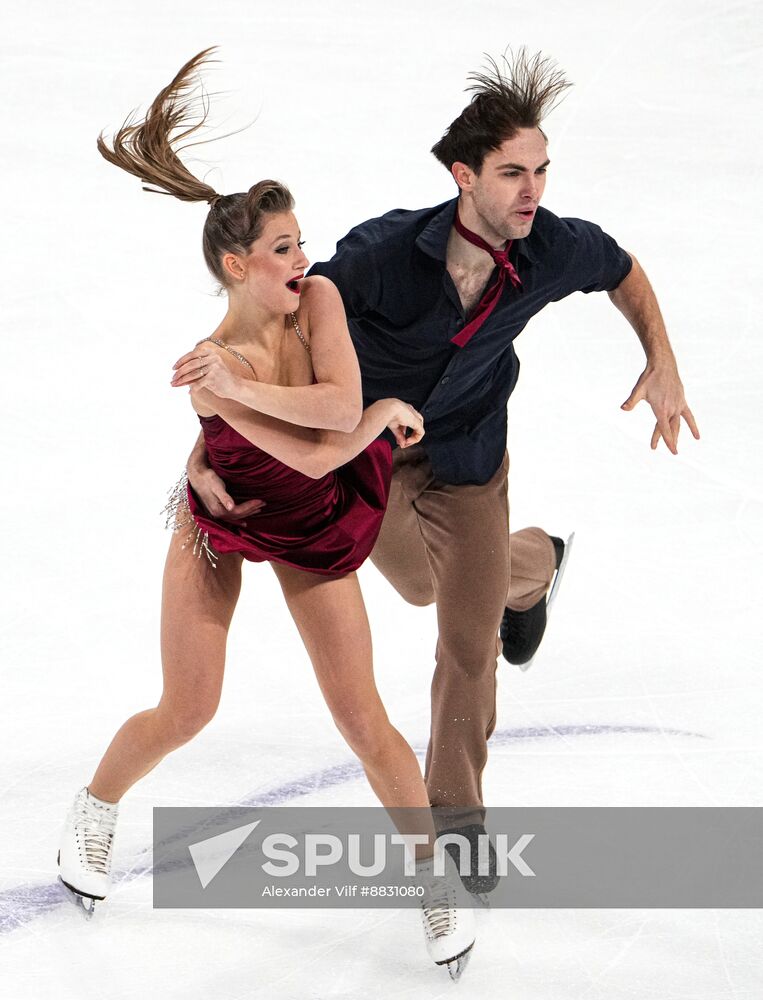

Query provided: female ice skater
[56,49,474,979]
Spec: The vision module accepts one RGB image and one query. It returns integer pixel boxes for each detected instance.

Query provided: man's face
[458,127,549,242]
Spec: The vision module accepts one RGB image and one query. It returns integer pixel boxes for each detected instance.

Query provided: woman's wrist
[224,373,252,405]
[376,398,398,420]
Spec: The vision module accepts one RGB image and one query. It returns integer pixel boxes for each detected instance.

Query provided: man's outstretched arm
[609,253,700,454]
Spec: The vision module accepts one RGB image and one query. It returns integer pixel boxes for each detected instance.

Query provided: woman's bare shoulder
[296,275,346,343]
[298,274,343,309]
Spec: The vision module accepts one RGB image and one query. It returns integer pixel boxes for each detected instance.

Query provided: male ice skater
[186,50,699,888]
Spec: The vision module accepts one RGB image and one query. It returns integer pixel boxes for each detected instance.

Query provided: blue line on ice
[0,722,705,933]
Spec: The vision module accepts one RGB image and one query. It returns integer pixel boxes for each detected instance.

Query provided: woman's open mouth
[286,273,304,293]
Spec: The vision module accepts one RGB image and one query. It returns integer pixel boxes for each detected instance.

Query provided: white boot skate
[416,851,476,981]
[57,786,119,917]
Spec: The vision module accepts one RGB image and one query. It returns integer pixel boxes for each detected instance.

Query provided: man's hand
[187,442,265,521]
[621,364,700,455]
[608,254,700,455]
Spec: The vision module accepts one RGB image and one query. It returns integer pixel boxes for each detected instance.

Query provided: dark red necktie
[450,210,522,348]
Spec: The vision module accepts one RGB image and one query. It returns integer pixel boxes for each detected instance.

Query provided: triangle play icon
[188,820,261,889]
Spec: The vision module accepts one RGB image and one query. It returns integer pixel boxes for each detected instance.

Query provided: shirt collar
[415,196,539,265]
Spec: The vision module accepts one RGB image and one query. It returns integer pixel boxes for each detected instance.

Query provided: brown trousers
[370,444,556,824]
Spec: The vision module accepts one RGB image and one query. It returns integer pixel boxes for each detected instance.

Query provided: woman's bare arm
[173,277,363,431]
[192,387,421,480]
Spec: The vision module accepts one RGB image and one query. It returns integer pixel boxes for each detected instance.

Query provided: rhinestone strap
[196,337,257,377]
[290,313,311,353]
[197,315,310,368]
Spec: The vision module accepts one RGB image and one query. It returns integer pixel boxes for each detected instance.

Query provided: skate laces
[74,793,117,874]
[418,865,456,939]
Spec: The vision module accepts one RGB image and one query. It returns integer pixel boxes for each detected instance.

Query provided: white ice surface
[1,0,762,996]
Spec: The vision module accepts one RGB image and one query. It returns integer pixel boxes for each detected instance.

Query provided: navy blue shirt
[310,197,632,485]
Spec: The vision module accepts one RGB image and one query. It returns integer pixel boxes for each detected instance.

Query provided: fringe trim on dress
[161,470,219,569]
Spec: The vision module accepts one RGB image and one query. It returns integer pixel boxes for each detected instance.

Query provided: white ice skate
[57,786,119,917]
[416,852,476,981]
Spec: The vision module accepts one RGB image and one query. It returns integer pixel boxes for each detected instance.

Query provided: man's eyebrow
[495,159,551,171]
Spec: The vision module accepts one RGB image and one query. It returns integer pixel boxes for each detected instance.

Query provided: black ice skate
[500,532,575,669]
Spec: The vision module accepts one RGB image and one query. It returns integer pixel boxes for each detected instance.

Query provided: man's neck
[446,227,494,274]
[456,196,508,249]
[447,197,508,272]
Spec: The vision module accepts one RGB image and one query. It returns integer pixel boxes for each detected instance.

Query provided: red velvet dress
[185,415,392,576]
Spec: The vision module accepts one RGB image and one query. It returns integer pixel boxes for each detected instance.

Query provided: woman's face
[238,211,310,313]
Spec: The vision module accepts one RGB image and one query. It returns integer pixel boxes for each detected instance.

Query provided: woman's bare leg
[88,532,243,802]
[271,563,435,850]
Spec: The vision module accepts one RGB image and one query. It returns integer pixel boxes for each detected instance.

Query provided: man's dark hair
[431,47,572,173]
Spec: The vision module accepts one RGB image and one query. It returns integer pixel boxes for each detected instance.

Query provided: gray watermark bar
[152,807,763,909]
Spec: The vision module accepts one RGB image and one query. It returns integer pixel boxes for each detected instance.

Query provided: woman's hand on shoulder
[171,344,243,401]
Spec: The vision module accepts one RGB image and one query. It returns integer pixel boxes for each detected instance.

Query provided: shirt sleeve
[552,217,633,299]
[308,226,382,319]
